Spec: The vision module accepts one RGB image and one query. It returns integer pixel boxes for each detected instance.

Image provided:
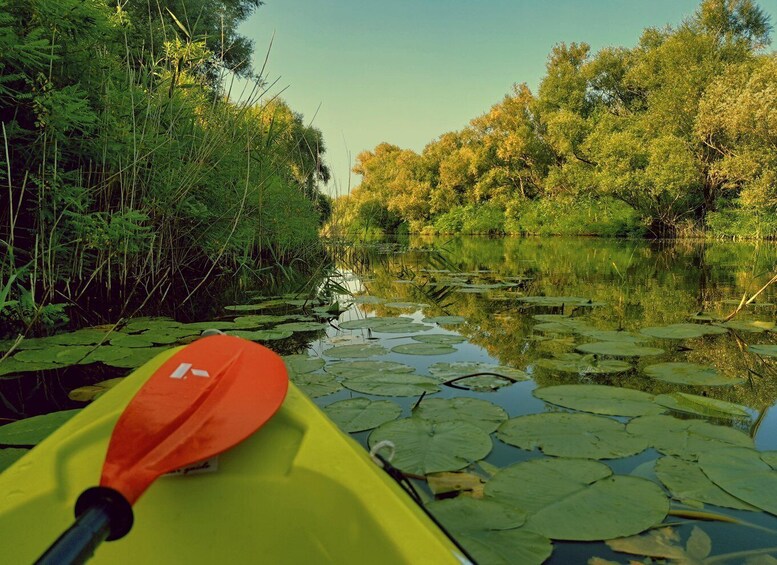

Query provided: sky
[238,0,777,196]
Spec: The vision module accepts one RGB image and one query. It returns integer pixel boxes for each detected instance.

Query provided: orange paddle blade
[100,335,288,504]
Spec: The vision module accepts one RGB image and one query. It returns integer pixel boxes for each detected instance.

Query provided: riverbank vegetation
[329,0,777,240]
[0,0,331,334]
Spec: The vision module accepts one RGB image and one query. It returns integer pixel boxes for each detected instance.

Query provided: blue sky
[239,0,777,195]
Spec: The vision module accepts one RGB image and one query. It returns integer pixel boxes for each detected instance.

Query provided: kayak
[0,346,468,564]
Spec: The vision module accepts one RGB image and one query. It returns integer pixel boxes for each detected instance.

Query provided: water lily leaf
[714,320,771,333]
[290,373,342,398]
[422,315,466,325]
[368,418,492,474]
[605,527,687,560]
[323,398,401,432]
[643,362,743,386]
[92,347,161,368]
[323,343,388,359]
[654,392,750,419]
[342,374,440,397]
[230,329,293,341]
[339,317,414,330]
[748,344,777,357]
[536,354,632,375]
[532,314,572,322]
[654,455,756,510]
[224,304,269,312]
[373,323,433,334]
[137,330,189,344]
[121,317,181,332]
[428,362,529,382]
[232,315,294,329]
[282,355,325,375]
[109,333,157,348]
[179,321,237,332]
[48,328,113,346]
[497,413,647,459]
[699,447,777,516]
[533,321,593,334]
[440,527,552,565]
[427,497,526,530]
[485,458,667,541]
[534,385,665,417]
[274,321,328,332]
[68,378,125,402]
[14,346,94,365]
[640,323,726,339]
[579,330,648,342]
[0,358,61,376]
[626,415,753,460]
[391,343,456,355]
[0,448,28,472]
[414,398,508,433]
[519,296,604,307]
[0,409,81,445]
[325,360,414,378]
[426,471,485,496]
[411,334,466,345]
[576,342,664,357]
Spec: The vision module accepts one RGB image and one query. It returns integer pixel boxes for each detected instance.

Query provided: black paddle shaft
[36,487,134,565]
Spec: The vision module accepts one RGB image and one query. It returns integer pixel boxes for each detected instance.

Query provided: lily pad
[282,355,325,375]
[323,398,402,432]
[0,358,61,376]
[232,315,294,329]
[699,447,777,516]
[274,322,329,332]
[68,378,125,402]
[654,392,750,419]
[368,418,492,475]
[643,362,743,386]
[485,458,668,541]
[0,409,81,445]
[626,415,753,460]
[422,316,466,325]
[519,296,604,307]
[536,354,632,375]
[48,328,114,346]
[533,321,593,334]
[121,317,181,332]
[391,343,456,356]
[714,320,771,333]
[534,385,665,417]
[13,346,94,365]
[414,398,508,433]
[109,333,157,348]
[372,323,432,334]
[640,323,726,339]
[426,499,552,565]
[339,317,414,331]
[497,413,647,459]
[0,448,28,472]
[230,329,293,341]
[98,347,163,368]
[342,374,440,397]
[428,362,529,382]
[576,342,664,357]
[325,360,414,378]
[748,344,777,357]
[323,343,388,359]
[654,455,756,510]
[412,334,466,345]
[290,373,342,398]
[579,330,648,342]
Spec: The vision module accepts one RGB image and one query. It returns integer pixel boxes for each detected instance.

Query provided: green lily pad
[654,392,750,419]
[391,343,456,355]
[414,398,508,433]
[339,317,414,331]
[699,447,777,516]
[0,448,28,472]
[325,360,414,378]
[48,328,114,346]
[13,346,94,365]
[533,321,593,334]
[579,330,648,342]
[534,385,665,417]
[101,347,165,368]
[532,314,572,322]
[373,323,433,334]
[536,354,632,375]
[655,455,756,510]
[575,342,664,357]
[714,320,771,333]
[232,315,295,329]
[179,321,238,332]
[290,373,342,398]
[640,323,726,339]
[519,296,604,307]
[68,378,125,402]
[748,344,777,357]
[626,415,753,460]
[411,334,466,345]
[121,317,181,332]
[497,413,647,459]
[342,374,441,397]
[109,333,157,348]
[224,304,269,312]
[485,458,668,541]
[323,398,402,432]
[643,362,743,386]
[282,355,325,375]
[368,418,492,475]
[428,362,529,382]
[426,499,552,565]
[0,358,61,376]
[141,329,192,344]
[422,316,466,325]
[323,343,388,359]
[0,409,81,445]
[230,329,293,341]
[274,322,328,332]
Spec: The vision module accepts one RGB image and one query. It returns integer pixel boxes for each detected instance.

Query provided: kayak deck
[0,347,465,563]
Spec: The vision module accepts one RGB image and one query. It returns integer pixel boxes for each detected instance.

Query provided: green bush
[706,206,777,239]
[505,197,643,237]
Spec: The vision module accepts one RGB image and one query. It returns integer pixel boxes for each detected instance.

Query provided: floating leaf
[224,304,269,312]
[282,355,325,375]
[497,413,647,459]
[654,392,750,419]
[428,362,529,382]
[485,458,668,541]
[339,317,414,330]
[519,296,604,307]
[536,354,632,375]
[579,330,648,342]
[699,447,777,517]
[323,343,388,359]
[290,373,342,398]
[427,496,525,529]
[643,362,743,386]
[99,347,163,368]
[368,418,492,474]
[640,323,726,339]
[14,346,94,365]
[179,321,238,332]
[533,321,593,334]
[654,455,756,510]
[414,398,508,433]
[109,333,157,348]
[0,409,81,445]
[0,448,27,472]
[748,344,777,358]
[68,378,125,402]
[422,315,466,325]
[230,329,293,341]
[411,334,466,345]
[232,315,294,329]
[426,471,484,496]
[323,398,401,432]
[48,328,113,346]
[626,415,753,460]
[391,343,456,356]
[714,320,771,333]
[274,322,328,332]
[121,317,181,332]
[605,527,687,560]
[576,342,664,357]
[342,374,440,397]
[0,358,61,376]
[373,323,433,334]
[325,360,414,378]
[534,385,665,417]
